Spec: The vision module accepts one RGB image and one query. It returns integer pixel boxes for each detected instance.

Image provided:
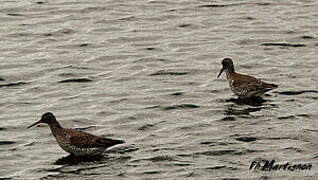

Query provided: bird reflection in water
[54,153,106,165]
[224,96,277,116]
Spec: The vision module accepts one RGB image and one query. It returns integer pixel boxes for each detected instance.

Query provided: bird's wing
[231,73,265,91]
[67,129,124,149]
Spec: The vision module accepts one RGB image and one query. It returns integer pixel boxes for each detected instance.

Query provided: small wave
[162,104,200,110]
[169,92,185,96]
[58,78,93,83]
[138,124,154,131]
[278,90,318,95]
[261,42,306,47]
[235,137,257,142]
[0,82,27,88]
[0,141,16,146]
[145,104,199,111]
[150,70,189,76]
[180,148,259,157]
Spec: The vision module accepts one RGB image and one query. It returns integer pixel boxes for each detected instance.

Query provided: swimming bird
[217,58,278,98]
[28,112,124,156]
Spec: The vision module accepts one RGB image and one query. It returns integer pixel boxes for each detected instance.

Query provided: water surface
[1,0,318,179]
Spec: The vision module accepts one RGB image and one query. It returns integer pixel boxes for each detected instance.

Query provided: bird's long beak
[217,68,224,78]
[27,119,42,129]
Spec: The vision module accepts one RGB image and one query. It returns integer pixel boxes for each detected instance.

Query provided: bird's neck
[48,122,64,137]
[225,68,235,79]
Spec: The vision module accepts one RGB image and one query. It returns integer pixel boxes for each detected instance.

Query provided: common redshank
[217,58,278,98]
[28,112,124,156]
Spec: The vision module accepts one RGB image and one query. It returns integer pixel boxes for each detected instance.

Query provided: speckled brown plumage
[28,112,124,156]
[217,58,278,98]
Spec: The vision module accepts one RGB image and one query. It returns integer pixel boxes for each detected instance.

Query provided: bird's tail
[264,82,278,89]
[113,139,125,145]
[108,138,125,146]
[100,138,125,148]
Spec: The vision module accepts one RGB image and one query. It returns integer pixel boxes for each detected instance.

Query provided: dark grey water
[1,0,318,179]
